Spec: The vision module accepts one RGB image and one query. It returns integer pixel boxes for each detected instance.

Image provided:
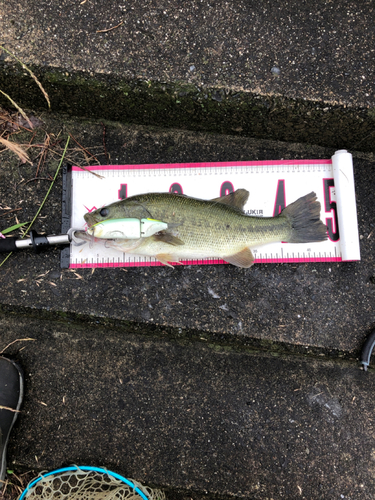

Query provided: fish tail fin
[282,192,328,243]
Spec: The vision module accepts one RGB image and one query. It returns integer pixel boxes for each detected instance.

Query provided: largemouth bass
[83,190,327,268]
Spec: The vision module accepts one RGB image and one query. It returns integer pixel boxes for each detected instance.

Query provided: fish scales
[84,190,327,268]
[122,194,290,248]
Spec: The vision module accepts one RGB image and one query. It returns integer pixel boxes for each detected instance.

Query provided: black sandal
[0,357,24,482]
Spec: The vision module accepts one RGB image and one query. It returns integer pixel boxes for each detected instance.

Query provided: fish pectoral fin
[223,247,255,268]
[211,189,249,211]
[156,253,178,268]
[152,232,185,246]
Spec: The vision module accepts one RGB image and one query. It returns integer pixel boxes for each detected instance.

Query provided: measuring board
[67,149,360,268]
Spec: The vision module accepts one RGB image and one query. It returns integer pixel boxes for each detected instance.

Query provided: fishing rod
[0,228,84,253]
[0,218,169,253]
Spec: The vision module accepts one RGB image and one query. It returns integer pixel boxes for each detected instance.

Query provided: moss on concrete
[1,62,375,152]
[0,304,359,363]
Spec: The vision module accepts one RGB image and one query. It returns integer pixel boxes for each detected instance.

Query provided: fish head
[84,198,150,228]
[84,202,122,227]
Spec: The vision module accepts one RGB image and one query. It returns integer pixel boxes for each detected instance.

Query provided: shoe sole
[0,358,24,483]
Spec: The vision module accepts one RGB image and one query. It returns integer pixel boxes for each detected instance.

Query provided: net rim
[18,465,150,500]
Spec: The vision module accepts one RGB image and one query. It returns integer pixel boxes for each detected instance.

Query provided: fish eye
[100,208,109,217]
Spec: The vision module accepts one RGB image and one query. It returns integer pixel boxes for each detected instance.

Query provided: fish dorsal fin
[223,247,255,268]
[211,189,249,211]
[152,232,185,246]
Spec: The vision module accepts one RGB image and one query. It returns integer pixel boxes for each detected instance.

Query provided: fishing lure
[87,218,168,239]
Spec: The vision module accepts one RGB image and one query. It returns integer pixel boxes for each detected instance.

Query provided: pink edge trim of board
[71,159,332,171]
[70,256,342,269]
[70,158,336,268]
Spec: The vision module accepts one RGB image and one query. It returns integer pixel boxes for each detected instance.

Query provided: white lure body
[87,218,168,239]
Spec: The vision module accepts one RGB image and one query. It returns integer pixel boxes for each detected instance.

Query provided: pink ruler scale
[69,151,360,268]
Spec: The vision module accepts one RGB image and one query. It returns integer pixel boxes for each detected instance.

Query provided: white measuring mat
[69,149,360,268]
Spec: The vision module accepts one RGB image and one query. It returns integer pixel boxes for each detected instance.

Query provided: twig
[35,133,50,177]
[68,132,100,163]
[73,163,104,179]
[101,122,109,162]
[0,112,34,133]
[0,337,35,354]
[23,177,53,185]
[27,131,37,148]
[0,136,70,268]
[0,45,51,109]
[0,91,33,129]
[96,21,124,33]
[0,208,22,218]
[0,405,20,413]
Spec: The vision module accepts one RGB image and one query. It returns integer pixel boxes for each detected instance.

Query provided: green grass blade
[1,222,29,235]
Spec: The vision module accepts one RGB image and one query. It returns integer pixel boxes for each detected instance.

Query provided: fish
[83,189,328,268]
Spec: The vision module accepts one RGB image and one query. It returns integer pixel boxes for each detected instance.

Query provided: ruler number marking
[119,184,127,200]
[220,181,234,197]
[170,183,183,194]
[323,178,340,242]
[273,179,286,216]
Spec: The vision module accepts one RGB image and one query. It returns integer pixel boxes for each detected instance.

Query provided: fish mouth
[83,214,98,248]
[83,214,97,228]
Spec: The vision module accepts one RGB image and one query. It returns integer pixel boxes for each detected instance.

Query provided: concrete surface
[2,312,375,500]
[1,0,375,151]
[1,0,374,106]
[0,115,374,498]
[0,116,374,359]
[0,1,375,498]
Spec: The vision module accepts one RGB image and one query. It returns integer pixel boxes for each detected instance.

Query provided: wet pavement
[2,312,375,500]
[0,0,375,498]
[0,115,374,499]
[1,0,375,151]
[0,117,374,358]
[2,0,375,106]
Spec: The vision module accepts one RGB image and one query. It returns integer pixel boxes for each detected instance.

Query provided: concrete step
[0,115,373,359]
[2,311,375,500]
[1,0,375,152]
[1,2,375,497]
